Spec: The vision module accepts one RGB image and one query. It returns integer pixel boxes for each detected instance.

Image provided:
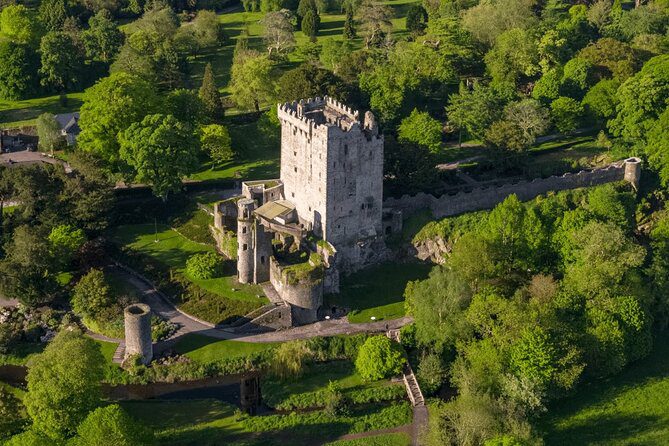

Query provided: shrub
[355,336,406,381]
[270,341,312,380]
[71,269,113,320]
[73,404,155,445]
[324,381,350,416]
[185,252,223,280]
[48,224,86,269]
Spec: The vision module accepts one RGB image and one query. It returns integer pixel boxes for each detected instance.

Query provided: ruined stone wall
[384,160,637,219]
[269,257,323,325]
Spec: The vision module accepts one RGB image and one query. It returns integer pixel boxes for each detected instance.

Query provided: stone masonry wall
[384,161,632,219]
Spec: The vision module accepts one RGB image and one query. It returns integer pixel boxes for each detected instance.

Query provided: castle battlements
[278,96,378,135]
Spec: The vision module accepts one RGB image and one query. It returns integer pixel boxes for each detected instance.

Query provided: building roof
[255,200,295,221]
[54,113,80,135]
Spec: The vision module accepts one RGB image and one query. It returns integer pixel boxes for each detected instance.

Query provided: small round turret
[624,157,641,191]
[124,303,152,365]
[237,198,257,284]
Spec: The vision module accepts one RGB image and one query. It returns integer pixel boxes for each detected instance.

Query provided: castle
[213,97,398,325]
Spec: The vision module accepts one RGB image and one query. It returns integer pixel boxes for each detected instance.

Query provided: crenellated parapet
[277,96,379,136]
[384,158,642,219]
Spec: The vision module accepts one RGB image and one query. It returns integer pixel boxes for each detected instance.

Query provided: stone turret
[237,198,256,284]
[124,303,152,365]
[624,157,641,191]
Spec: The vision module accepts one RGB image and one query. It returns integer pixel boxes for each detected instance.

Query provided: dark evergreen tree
[199,62,223,122]
[406,5,428,36]
[302,9,320,42]
[343,8,356,39]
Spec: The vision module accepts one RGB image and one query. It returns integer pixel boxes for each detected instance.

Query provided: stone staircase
[229,303,281,328]
[112,341,125,364]
[388,329,425,407]
[231,303,291,333]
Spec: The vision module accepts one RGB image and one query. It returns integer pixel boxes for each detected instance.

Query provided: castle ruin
[213,97,391,325]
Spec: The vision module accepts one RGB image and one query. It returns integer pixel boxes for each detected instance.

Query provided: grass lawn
[121,398,412,446]
[325,432,412,446]
[107,223,266,304]
[541,331,669,445]
[0,341,45,366]
[174,334,276,363]
[0,92,84,128]
[94,339,119,365]
[263,360,403,409]
[188,120,280,182]
[327,262,432,323]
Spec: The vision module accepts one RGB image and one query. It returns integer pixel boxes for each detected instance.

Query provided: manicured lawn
[0,92,84,128]
[107,223,266,304]
[174,334,276,363]
[327,262,432,323]
[325,432,412,446]
[94,339,120,365]
[541,331,669,445]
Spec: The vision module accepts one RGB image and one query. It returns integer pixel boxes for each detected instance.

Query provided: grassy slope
[325,432,412,446]
[107,223,266,304]
[173,334,276,363]
[541,331,669,445]
[327,262,432,323]
[0,93,85,128]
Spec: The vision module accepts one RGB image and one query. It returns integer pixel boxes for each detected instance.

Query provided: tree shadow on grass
[544,413,662,446]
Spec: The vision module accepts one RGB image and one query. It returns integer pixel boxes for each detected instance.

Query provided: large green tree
[119,114,199,200]
[72,405,155,446]
[198,63,223,122]
[39,31,84,93]
[229,52,275,111]
[0,5,41,44]
[0,41,38,100]
[397,109,443,153]
[23,330,104,440]
[36,113,62,155]
[78,72,159,164]
[83,10,123,63]
[355,335,406,381]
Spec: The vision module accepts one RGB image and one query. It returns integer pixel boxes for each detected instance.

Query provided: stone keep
[124,303,153,365]
[237,198,272,284]
[278,97,384,248]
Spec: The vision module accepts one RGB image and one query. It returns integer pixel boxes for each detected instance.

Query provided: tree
[461,0,537,46]
[83,10,123,63]
[561,57,595,99]
[71,269,113,320]
[190,10,223,49]
[38,0,69,32]
[0,387,25,440]
[48,224,86,269]
[343,8,356,39]
[406,266,472,352]
[23,330,104,439]
[586,183,635,229]
[199,63,223,122]
[646,108,669,187]
[261,10,296,58]
[355,335,406,381]
[577,38,640,81]
[166,89,205,128]
[4,430,55,446]
[119,114,199,200]
[406,5,428,36]
[72,404,155,446]
[39,31,84,93]
[509,327,558,388]
[532,68,562,104]
[320,39,352,74]
[302,9,320,41]
[185,252,223,279]
[502,99,550,146]
[484,28,539,88]
[35,113,62,155]
[417,353,446,395]
[384,138,439,196]
[608,55,669,142]
[0,225,58,307]
[78,72,159,164]
[0,5,40,45]
[550,97,584,134]
[582,79,620,123]
[398,109,442,153]
[200,124,233,166]
[229,52,275,111]
[357,0,393,48]
[277,63,352,104]
[446,83,503,142]
[0,41,38,100]
[484,119,529,154]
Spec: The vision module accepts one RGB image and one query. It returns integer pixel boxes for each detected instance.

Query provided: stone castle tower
[277,97,384,249]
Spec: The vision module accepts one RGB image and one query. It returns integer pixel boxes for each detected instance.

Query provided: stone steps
[230,303,280,328]
[112,341,125,364]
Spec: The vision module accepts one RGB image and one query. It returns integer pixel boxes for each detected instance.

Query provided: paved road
[111,267,413,345]
[1,150,70,171]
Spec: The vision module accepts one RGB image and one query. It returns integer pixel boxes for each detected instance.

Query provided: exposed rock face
[413,236,452,264]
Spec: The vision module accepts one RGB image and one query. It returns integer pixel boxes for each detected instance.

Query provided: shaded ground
[541,330,669,445]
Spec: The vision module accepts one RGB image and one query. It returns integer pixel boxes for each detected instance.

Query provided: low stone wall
[384,159,638,219]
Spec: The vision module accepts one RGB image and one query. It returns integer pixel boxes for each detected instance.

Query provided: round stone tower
[624,157,641,191]
[237,198,257,284]
[124,303,153,365]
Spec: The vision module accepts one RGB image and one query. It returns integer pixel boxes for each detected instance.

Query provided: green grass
[0,342,45,366]
[94,339,120,365]
[56,271,74,286]
[542,331,669,445]
[0,92,84,128]
[327,262,432,323]
[108,223,266,303]
[122,398,411,446]
[325,432,412,446]
[174,334,276,363]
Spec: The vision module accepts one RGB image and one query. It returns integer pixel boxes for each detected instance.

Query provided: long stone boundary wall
[384,159,641,219]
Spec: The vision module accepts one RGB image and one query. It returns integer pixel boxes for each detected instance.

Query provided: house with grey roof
[54,112,81,146]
